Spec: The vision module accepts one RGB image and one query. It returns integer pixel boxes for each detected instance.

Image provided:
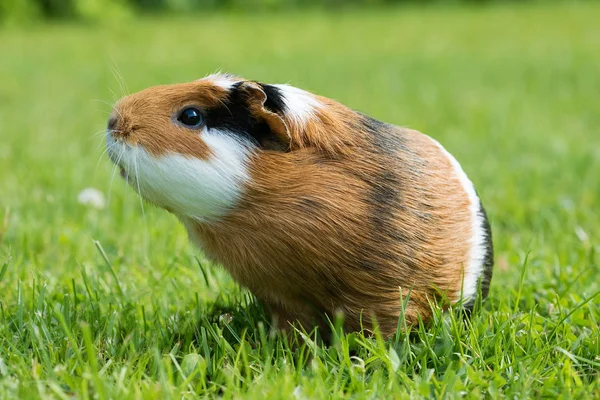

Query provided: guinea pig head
[105,74,292,220]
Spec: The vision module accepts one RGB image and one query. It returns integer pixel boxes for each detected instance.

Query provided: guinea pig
[105,73,493,337]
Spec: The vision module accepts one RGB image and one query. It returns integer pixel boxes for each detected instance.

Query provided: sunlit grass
[0,1,599,398]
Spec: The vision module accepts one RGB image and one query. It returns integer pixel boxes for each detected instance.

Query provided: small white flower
[77,188,105,209]
[293,386,306,400]
[0,356,7,376]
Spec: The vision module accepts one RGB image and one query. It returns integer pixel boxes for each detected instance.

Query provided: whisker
[92,98,116,108]
[108,87,120,103]
[112,107,124,120]
[94,138,107,153]
[92,99,118,115]
[133,153,150,259]
[95,141,119,173]
[95,141,113,162]
[93,130,122,153]
[106,163,119,208]
[96,96,124,120]
[91,131,106,140]
[107,145,126,207]
[90,128,111,140]
[109,57,129,98]
[94,108,112,117]
[92,98,112,105]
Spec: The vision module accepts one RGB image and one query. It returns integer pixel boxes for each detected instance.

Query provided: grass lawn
[1,1,599,398]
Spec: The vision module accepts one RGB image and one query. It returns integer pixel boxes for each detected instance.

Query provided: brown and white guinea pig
[105,73,493,337]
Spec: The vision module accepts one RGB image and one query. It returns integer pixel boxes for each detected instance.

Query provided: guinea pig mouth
[119,166,127,179]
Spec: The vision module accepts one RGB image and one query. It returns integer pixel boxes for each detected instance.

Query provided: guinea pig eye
[177,107,204,128]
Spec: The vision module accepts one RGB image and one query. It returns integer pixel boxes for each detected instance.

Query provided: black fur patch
[369,171,400,230]
[359,168,414,272]
[359,113,389,136]
[462,200,494,313]
[259,84,287,115]
[356,113,408,154]
[203,82,286,150]
[478,202,494,299]
[204,82,255,137]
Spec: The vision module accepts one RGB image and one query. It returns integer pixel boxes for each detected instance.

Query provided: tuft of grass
[1,1,599,398]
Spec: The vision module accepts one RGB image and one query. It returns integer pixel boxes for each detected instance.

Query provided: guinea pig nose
[107,116,118,132]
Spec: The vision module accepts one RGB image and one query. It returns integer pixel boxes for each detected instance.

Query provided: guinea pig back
[106,73,493,336]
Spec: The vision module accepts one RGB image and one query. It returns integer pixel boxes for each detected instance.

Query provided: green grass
[1,1,600,398]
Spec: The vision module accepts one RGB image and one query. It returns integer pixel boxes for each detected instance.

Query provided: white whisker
[93,130,121,153]
[92,98,119,112]
[90,128,113,142]
[94,108,112,117]
[107,145,126,207]
[109,57,129,98]
[95,141,119,173]
[92,98,116,107]
[108,87,120,103]
[133,153,150,259]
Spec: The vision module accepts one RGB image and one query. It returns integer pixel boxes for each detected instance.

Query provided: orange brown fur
[109,75,490,338]
[184,114,472,336]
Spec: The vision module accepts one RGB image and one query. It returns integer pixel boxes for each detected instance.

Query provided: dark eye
[177,107,203,127]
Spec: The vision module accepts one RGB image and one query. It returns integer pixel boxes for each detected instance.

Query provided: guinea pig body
[106,73,493,336]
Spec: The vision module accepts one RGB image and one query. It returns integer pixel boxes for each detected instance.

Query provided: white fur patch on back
[201,73,240,90]
[428,137,488,304]
[107,130,251,221]
[273,84,321,128]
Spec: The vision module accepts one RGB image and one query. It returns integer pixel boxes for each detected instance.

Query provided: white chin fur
[428,137,488,304]
[107,130,251,221]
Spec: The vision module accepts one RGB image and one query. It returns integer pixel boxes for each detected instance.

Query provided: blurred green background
[1,0,599,398]
[1,0,538,22]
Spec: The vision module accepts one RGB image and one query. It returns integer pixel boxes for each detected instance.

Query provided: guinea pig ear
[239,81,291,149]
